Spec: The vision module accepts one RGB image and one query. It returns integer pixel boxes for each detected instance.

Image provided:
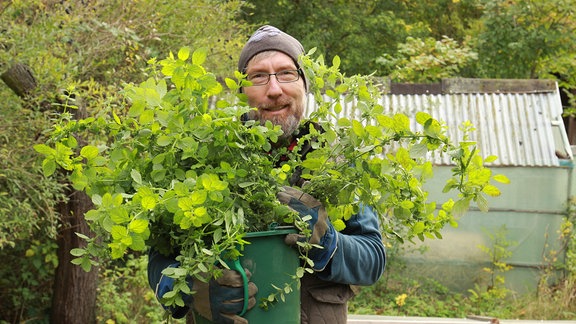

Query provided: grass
[348,261,576,320]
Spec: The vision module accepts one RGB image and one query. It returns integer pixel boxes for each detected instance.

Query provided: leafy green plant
[34,47,507,314]
[300,51,507,242]
[376,36,478,83]
[0,239,58,323]
[96,255,171,324]
[468,226,516,315]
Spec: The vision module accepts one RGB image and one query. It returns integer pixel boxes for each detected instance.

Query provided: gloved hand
[193,268,258,323]
[155,264,258,323]
[277,186,338,271]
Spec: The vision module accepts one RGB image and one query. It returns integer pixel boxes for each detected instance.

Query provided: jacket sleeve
[315,205,386,285]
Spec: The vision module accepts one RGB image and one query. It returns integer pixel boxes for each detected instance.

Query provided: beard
[266,113,300,140]
[247,99,304,141]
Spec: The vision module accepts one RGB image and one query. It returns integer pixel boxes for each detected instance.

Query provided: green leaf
[225,78,238,90]
[392,114,410,132]
[70,248,86,257]
[178,46,191,61]
[482,184,501,197]
[337,118,351,127]
[409,143,428,159]
[80,145,99,160]
[141,196,156,210]
[131,169,142,184]
[190,190,207,205]
[110,207,130,224]
[412,221,425,234]
[334,102,342,114]
[400,200,415,209]
[129,219,149,234]
[332,55,341,69]
[157,135,172,147]
[128,100,145,117]
[301,158,325,171]
[351,120,365,137]
[415,111,432,125]
[423,118,442,138]
[296,267,305,278]
[80,258,93,272]
[200,174,227,191]
[113,111,122,125]
[365,125,382,138]
[452,198,470,218]
[34,144,55,156]
[484,155,498,163]
[131,234,146,251]
[111,225,127,240]
[42,158,57,177]
[140,109,155,124]
[192,48,208,65]
[475,194,489,212]
[84,209,100,221]
[493,174,510,184]
[188,64,205,78]
[71,257,84,266]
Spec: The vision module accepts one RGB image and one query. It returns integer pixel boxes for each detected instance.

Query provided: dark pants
[300,273,357,324]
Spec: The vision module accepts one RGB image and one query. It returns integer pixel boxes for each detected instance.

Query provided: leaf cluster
[297,50,508,242]
[35,46,508,309]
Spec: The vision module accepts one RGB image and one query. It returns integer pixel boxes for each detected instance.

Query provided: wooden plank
[442,78,557,94]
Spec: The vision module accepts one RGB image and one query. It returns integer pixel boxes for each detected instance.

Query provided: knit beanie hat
[238,25,307,90]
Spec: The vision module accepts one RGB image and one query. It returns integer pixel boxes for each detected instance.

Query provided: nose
[265,76,283,98]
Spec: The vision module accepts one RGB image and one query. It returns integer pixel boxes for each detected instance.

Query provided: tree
[376,35,478,83]
[243,0,410,75]
[472,0,576,79]
[0,0,252,321]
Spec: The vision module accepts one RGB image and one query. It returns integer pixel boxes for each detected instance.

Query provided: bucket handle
[225,258,249,316]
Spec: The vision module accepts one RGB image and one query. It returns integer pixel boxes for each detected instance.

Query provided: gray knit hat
[238,25,307,90]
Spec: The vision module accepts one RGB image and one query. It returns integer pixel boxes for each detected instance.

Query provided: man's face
[243,51,306,140]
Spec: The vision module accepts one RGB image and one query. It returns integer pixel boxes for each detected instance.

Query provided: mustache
[256,99,292,110]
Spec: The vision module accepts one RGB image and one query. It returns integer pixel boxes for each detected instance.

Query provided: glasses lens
[247,73,269,86]
[276,70,300,83]
[247,70,300,86]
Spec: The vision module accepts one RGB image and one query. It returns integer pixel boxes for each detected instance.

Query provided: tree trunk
[1,63,99,323]
[51,188,98,324]
[0,63,37,97]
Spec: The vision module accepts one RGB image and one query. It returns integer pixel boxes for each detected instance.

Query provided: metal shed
[305,78,574,294]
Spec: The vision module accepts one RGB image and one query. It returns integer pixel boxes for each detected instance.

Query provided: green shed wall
[399,165,573,294]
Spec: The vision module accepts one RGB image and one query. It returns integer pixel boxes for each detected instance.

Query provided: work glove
[277,186,338,271]
[155,263,258,323]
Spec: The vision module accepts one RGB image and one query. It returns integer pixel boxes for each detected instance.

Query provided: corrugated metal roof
[304,78,572,167]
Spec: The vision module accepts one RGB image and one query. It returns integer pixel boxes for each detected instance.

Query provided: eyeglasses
[246,69,302,86]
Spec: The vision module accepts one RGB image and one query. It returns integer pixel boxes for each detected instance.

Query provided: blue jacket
[318,205,385,285]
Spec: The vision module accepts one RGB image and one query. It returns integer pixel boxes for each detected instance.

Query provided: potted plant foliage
[35,47,507,320]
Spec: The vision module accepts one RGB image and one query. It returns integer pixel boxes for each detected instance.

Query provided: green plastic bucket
[194,228,301,324]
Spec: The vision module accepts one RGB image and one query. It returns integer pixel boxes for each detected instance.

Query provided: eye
[247,72,268,83]
[276,70,299,82]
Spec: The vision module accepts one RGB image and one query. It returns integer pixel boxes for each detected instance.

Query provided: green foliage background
[1,0,575,322]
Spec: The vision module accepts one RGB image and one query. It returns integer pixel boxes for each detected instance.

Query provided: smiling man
[238,25,386,324]
[238,26,308,145]
[148,25,386,324]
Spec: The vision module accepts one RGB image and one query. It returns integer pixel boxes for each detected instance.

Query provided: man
[148,25,386,324]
